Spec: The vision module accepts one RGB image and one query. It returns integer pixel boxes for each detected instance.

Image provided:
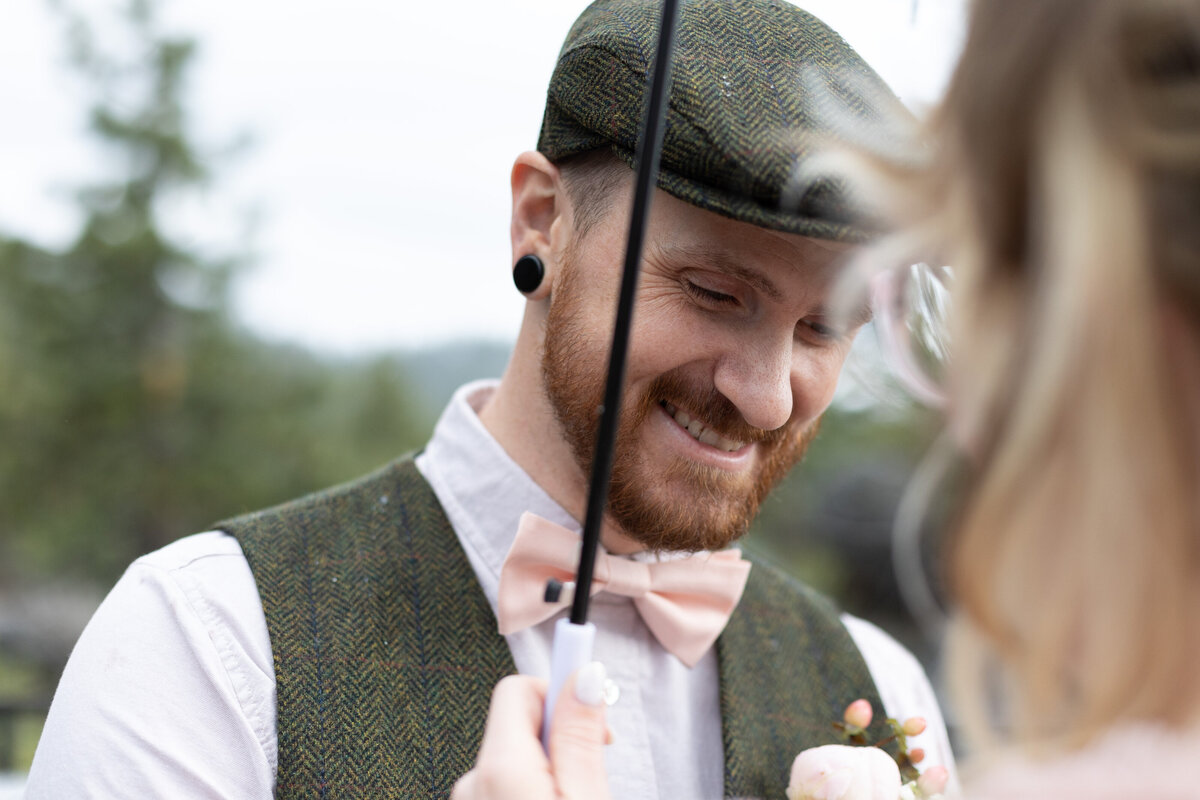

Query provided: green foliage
[13,716,43,773]
[0,654,40,698]
[0,1,430,588]
[0,655,45,771]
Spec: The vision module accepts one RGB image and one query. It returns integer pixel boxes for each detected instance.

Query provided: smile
[660,401,745,452]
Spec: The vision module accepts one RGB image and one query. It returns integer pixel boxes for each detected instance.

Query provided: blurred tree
[0,0,431,589]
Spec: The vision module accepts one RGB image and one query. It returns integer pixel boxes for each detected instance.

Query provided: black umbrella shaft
[570,0,681,625]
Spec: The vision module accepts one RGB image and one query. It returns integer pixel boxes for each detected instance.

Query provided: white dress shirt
[26,380,955,799]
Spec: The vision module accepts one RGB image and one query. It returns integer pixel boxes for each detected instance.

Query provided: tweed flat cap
[538,0,906,242]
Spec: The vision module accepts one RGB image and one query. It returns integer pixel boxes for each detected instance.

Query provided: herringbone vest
[224,456,894,799]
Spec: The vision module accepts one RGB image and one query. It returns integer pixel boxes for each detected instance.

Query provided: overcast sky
[0,0,966,355]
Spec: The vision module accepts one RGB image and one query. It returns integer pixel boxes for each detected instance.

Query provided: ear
[511,151,565,301]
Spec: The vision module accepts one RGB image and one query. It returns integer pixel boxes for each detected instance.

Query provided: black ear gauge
[512,254,545,294]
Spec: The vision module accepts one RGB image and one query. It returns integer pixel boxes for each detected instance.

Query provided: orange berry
[909,747,926,764]
[843,699,873,729]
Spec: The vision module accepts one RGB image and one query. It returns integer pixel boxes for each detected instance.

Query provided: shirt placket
[591,595,659,800]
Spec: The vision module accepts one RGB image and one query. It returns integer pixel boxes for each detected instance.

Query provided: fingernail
[574,661,607,706]
[603,678,620,706]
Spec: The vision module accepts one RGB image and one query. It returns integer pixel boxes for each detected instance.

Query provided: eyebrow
[839,300,875,328]
[652,244,784,301]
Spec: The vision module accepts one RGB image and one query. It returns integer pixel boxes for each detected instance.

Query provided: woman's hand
[452,663,613,800]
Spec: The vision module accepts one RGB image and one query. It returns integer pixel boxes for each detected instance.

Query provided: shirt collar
[419,378,716,613]
[418,380,581,592]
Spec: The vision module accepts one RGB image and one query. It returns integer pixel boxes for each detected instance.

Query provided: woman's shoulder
[967,724,1200,800]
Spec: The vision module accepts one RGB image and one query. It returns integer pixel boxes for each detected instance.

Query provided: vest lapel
[379,461,519,794]
[226,457,517,799]
[718,559,895,800]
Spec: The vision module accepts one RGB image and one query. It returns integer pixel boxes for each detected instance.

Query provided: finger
[450,769,476,800]
[465,675,557,799]
[548,662,612,800]
[480,675,550,764]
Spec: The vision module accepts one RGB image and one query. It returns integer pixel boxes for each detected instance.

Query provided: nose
[712,332,794,432]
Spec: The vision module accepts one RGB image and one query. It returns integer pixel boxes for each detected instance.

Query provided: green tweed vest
[224,456,895,800]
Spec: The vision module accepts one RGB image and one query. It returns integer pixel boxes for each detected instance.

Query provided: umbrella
[541,0,682,747]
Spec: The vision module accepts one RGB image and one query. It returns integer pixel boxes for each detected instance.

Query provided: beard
[541,254,820,553]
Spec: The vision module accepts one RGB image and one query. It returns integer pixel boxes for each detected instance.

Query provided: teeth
[663,402,745,452]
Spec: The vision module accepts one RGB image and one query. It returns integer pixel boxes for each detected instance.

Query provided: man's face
[542,183,865,552]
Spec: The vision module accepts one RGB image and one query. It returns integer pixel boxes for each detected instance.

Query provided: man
[27,1,953,798]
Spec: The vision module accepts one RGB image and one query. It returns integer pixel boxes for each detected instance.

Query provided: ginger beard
[541,256,820,553]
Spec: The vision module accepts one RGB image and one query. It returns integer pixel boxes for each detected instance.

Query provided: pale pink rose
[787,744,902,800]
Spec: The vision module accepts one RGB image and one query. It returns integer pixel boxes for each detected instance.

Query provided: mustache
[642,370,790,445]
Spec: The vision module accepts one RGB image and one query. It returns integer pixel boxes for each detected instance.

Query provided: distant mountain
[398,339,512,417]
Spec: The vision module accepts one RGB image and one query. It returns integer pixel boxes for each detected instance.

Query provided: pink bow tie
[497,512,752,667]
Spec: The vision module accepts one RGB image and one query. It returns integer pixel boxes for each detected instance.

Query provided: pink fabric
[966,724,1200,800]
[497,512,752,667]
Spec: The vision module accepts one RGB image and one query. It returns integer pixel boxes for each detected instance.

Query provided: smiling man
[27,2,953,799]
[491,164,860,558]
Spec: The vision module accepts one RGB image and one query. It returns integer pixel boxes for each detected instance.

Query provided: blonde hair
[877,0,1200,752]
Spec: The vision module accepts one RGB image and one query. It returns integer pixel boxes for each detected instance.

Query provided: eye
[807,320,838,338]
[798,318,844,343]
[684,280,739,308]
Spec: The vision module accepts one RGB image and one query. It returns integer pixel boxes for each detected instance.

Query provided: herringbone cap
[538,0,904,242]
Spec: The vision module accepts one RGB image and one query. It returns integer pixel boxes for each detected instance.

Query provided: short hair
[555,148,631,240]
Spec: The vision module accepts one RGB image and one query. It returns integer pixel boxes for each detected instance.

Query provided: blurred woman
[895,0,1200,794]
[455,0,1200,796]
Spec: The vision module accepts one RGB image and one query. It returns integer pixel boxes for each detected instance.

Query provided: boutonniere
[786,699,950,800]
